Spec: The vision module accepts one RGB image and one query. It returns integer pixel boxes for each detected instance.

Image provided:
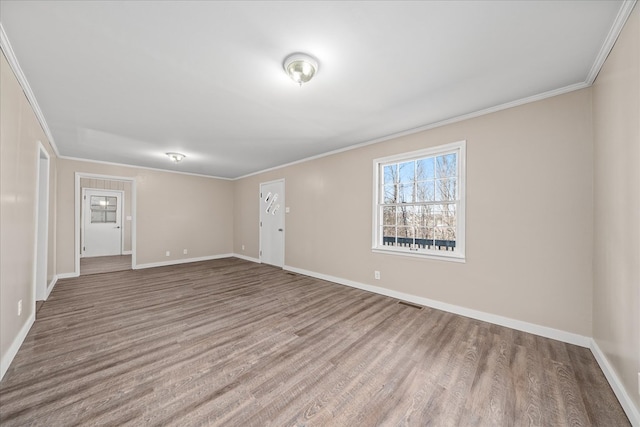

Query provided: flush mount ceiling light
[283,53,318,86]
[166,152,186,163]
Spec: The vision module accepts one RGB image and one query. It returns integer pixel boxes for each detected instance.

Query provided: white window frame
[372,140,466,262]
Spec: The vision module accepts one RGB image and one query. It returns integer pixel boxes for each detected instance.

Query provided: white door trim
[34,142,50,301]
[259,179,285,267]
[74,173,137,276]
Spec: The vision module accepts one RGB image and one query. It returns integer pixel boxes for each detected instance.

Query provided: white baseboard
[56,272,79,279]
[232,253,261,263]
[45,276,58,299]
[0,312,35,381]
[590,339,640,426]
[283,265,591,348]
[134,253,234,270]
[122,250,132,255]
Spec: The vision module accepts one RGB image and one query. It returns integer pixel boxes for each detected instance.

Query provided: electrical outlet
[17,300,22,316]
[166,251,170,257]
[638,372,640,396]
[242,245,245,251]
[183,249,188,255]
[374,271,380,280]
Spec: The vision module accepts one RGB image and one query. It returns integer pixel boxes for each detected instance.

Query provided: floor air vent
[398,301,423,309]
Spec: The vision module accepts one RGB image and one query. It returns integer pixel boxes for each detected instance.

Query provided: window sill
[372,248,466,263]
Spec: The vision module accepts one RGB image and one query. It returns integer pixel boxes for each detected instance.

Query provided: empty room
[1,1,638,425]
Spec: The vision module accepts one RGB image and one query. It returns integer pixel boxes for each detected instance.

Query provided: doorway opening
[75,173,136,276]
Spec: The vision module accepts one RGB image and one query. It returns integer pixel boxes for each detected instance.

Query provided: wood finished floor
[80,254,132,276]
[0,258,629,426]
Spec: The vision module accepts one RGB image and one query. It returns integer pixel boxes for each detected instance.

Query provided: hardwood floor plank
[421,323,489,426]
[510,343,544,426]
[0,258,631,426]
[80,254,132,275]
[566,344,630,425]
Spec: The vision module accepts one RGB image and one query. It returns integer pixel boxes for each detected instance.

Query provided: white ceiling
[0,1,632,179]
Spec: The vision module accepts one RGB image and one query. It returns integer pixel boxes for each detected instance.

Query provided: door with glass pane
[260,180,285,267]
[82,189,123,257]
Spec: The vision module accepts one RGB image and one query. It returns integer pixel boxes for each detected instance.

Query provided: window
[373,141,465,261]
[90,195,118,223]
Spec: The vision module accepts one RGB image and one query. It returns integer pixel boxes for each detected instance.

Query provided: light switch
[285,207,290,213]
[126,216,132,221]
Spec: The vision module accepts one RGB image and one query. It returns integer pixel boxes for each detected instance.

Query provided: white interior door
[260,180,285,267]
[83,189,122,257]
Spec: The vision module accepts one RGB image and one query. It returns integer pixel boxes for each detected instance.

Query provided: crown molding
[60,155,232,181]
[586,0,637,84]
[235,81,590,180]
[0,23,60,157]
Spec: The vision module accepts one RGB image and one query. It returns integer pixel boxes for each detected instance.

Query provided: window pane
[416,179,435,202]
[442,203,456,215]
[398,161,415,184]
[415,227,432,249]
[105,211,117,223]
[91,211,104,223]
[432,206,444,227]
[441,203,457,227]
[435,178,457,201]
[91,196,105,208]
[397,226,414,248]
[434,227,456,251]
[382,227,396,247]
[384,184,397,203]
[444,227,456,241]
[415,227,428,239]
[444,227,457,251]
[427,228,435,240]
[425,206,436,228]
[399,183,414,203]
[106,196,117,206]
[383,165,397,185]
[382,206,396,226]
[397,205,414,227]
[415,205,430,227]
[416,158,434,180]
[436,153,457,178]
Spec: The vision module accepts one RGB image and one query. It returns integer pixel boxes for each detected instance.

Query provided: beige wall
[57,159,234,273]
[1,52,57,368]
[80,178,132,253]
[593,4,640,412]
[235,88,594,336]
